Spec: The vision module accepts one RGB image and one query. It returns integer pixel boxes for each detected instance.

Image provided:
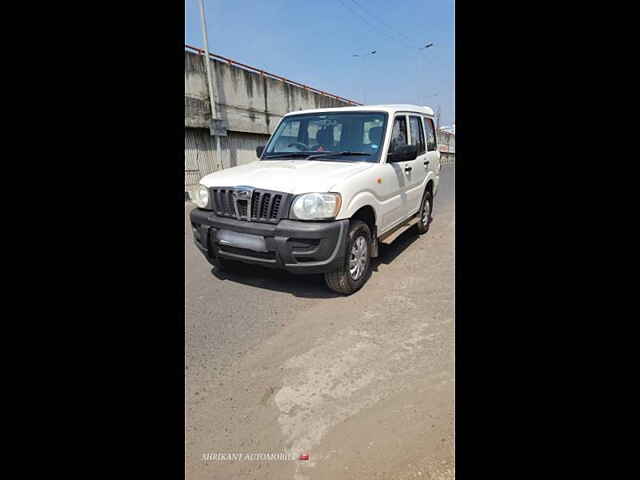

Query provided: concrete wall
[184,49,454,195]
[184,53,211,129]
[185,50,358,192]
[185,51,351,135]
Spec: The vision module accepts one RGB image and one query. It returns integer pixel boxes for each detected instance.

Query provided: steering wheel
[287,142,309,151]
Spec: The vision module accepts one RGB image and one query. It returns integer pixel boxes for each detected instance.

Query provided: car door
[423,116,440,189]
[408,115,428,215]
[377,114,412,233]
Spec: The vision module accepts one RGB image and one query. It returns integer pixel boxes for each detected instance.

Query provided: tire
[324,220,372,295]
[416,189,433,234]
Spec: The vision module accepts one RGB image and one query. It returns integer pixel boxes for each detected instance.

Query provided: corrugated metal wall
[185,128,269,190]
[185,129,219,188]
[227,132,270,168]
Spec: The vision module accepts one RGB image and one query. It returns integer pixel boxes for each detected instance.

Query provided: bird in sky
[353,50,377,57]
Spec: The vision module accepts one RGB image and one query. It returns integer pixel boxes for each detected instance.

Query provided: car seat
[315,126,335,150]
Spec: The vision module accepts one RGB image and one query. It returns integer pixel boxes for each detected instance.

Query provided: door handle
[404,166,412,172]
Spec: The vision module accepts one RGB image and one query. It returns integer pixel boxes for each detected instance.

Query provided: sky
[185,0,455,126]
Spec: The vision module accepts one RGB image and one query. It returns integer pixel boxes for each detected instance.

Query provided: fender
[336,189,381,229]
[413,171,438,211]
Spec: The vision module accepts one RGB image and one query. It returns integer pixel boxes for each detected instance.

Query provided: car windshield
[262,112,387,162]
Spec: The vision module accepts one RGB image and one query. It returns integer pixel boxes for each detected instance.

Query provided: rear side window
[409,116,426,155]
[389,116,407,153]
[424,117,437,151]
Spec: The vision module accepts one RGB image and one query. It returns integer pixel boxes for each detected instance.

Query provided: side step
[378,213,420,245]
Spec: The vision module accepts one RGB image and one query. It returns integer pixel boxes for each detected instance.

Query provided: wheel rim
[349,235,368,281]
[422,198,431,225]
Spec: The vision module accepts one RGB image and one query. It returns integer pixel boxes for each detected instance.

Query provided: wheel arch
[350,205,377,231]
[348,204,379,258]
[426,178,434,195]
[338,191,381,230]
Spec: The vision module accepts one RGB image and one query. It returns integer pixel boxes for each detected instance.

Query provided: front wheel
[324,220,372,295]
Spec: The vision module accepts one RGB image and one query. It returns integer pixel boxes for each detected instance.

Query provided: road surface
[185,166,455,479]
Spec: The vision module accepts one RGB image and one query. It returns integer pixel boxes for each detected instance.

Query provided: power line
[349,0,419,48]
[336,0,412,51]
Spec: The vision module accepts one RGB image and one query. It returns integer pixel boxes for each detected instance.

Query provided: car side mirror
[387,144,418,163]
[256,145,265,158]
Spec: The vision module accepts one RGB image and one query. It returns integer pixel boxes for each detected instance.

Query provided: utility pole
[197,0,226,170]
[352,50,376,104]
[417,43,434,105]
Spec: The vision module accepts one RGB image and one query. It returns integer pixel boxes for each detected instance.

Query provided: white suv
[190,105,441,294]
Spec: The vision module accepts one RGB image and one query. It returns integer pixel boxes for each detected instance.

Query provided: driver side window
[388,116,407,153]
[274,120,301,151]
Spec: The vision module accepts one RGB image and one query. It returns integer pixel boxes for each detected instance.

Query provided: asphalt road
[185,166,455,480]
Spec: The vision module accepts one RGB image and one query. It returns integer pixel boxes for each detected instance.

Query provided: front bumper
[189,209,348,274]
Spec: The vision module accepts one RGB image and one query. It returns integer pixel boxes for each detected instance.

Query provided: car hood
[199,160,375,194]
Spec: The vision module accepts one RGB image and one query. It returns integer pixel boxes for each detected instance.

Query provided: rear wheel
[416,189,433,234]
[324,220,372,295]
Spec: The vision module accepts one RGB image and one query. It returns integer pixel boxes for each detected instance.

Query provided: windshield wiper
[261,152,312,159]
[305,151,371,160]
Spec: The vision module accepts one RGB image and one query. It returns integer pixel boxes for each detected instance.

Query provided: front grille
[210,187,292,224]
[237,200,248,217]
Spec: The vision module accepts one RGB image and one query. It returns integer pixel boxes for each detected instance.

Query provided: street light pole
[197,0,224,170]
[416,43,434,105]
[352,50,376,104]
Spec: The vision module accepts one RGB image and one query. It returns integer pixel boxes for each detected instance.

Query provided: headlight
[194,184,209,209]
[290,193,341,220]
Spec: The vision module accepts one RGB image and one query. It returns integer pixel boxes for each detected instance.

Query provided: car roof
[283,104,435,117]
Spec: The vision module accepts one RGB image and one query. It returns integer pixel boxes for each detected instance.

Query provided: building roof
[285,104,435,117]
